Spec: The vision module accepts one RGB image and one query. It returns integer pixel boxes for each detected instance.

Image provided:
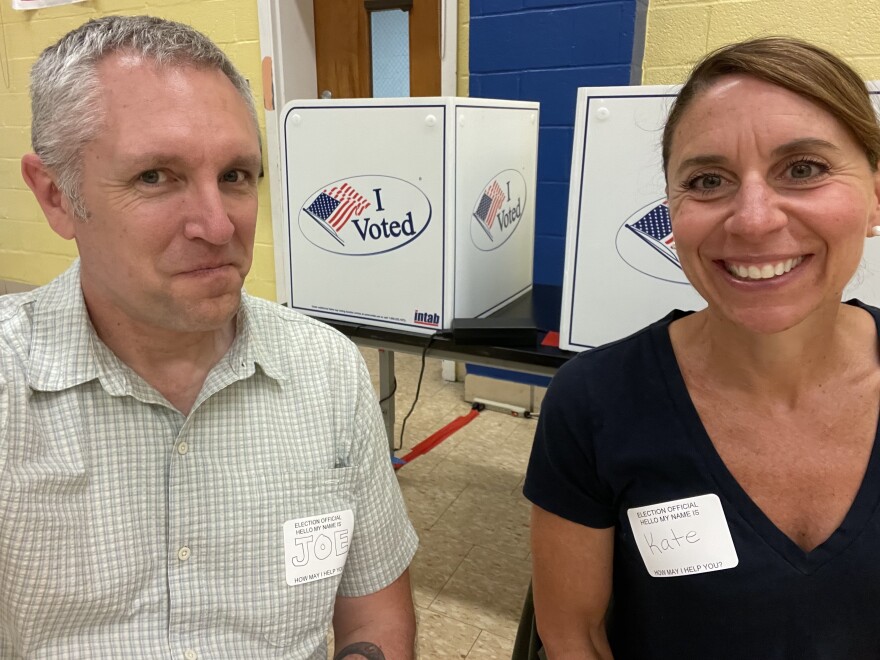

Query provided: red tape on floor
[541,330,560,348]
[394,408,481,470]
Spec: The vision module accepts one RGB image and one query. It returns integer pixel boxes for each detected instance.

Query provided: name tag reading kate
[626,494,738,578]
[284,509,355,586]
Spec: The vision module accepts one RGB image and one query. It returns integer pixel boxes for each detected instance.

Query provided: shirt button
[184,650,197,660]
[178,546,191,561]
[177,442,189,455]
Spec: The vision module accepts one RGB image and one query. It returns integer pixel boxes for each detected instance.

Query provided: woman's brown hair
[662,37,880,175]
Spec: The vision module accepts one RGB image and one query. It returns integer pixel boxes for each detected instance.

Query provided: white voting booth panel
[280,98,539,334]
[560,84,880,352]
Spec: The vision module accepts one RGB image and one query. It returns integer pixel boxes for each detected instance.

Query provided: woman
[524,37,880,659]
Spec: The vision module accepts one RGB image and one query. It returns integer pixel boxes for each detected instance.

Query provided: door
[314,0,441,99]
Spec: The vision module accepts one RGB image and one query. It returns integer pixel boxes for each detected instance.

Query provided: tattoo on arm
[333,641,385,660]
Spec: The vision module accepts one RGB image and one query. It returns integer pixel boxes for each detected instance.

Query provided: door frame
[256,0,459,303]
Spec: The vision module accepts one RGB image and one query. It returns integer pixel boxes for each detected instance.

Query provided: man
[0,15,417,659]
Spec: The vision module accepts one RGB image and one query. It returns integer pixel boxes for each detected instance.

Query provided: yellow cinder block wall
[643,0,880,83]
[0,0,471,300]
[0,0,277,300]
[457,0,469,96]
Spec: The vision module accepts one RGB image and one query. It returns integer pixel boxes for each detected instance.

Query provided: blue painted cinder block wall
[469,0,643,287]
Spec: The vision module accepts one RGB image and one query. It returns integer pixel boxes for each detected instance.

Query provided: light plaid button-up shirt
[0,263,418,659]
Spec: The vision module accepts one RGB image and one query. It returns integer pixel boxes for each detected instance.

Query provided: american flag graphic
[304,183,371,246]
[472,180,506,241]
[625,200,680,268]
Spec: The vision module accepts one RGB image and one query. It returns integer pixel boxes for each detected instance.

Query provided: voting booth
[559,84,880,352]
[279,98,539,334]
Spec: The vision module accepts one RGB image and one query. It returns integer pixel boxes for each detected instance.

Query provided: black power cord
[397,333,439,451]
[378,377,397,405]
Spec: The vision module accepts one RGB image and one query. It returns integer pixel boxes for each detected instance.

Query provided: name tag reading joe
[627,494,738,578]
[284,509,354,586]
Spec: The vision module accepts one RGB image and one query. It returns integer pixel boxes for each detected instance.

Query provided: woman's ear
[869,168,880,238]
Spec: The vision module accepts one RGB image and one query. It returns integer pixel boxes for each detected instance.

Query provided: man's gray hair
[30,15,260,219]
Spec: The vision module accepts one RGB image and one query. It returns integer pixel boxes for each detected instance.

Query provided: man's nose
[183,182,236,245]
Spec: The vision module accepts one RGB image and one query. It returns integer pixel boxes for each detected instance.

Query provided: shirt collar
[230,292,288,383]
[26,261,105,392]
[26,262,286,395]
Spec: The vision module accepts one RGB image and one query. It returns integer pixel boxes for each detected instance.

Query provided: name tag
[626,494,738,578]
[283,509,355,586]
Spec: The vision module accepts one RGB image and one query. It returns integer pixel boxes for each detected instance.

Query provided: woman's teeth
[725,256,805,280]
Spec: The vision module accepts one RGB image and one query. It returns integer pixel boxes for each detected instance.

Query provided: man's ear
[21,153,77,240]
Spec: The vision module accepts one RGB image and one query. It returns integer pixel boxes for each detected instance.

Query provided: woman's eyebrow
[771,138,841,158]
[673,138,843,176]
[673,154,728,177]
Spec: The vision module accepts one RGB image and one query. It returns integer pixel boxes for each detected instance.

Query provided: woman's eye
[788,160,826,179]
[687,173,723,191]
[138,170,166,185]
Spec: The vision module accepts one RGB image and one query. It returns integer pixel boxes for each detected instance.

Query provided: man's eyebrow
[117,152,263,173]
[117,152,186,169]
[228,154,264,174]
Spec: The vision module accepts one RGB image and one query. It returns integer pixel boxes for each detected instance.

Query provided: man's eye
[221,170,246,183]
[139,170,166,185]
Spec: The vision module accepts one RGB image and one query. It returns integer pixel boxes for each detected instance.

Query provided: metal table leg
[378,348,396,452]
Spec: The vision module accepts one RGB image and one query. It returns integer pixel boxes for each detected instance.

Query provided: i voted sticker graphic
[469,169,527,252]
[626,494,738,578]
[615,198,692,285]
[297,175,431,256]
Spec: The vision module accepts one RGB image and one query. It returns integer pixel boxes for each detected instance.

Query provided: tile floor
[359,348,535,660]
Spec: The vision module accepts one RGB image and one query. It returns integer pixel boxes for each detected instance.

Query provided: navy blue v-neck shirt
[525,301,880,659]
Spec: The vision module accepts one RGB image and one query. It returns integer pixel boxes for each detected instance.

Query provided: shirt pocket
[214,466,359,650]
